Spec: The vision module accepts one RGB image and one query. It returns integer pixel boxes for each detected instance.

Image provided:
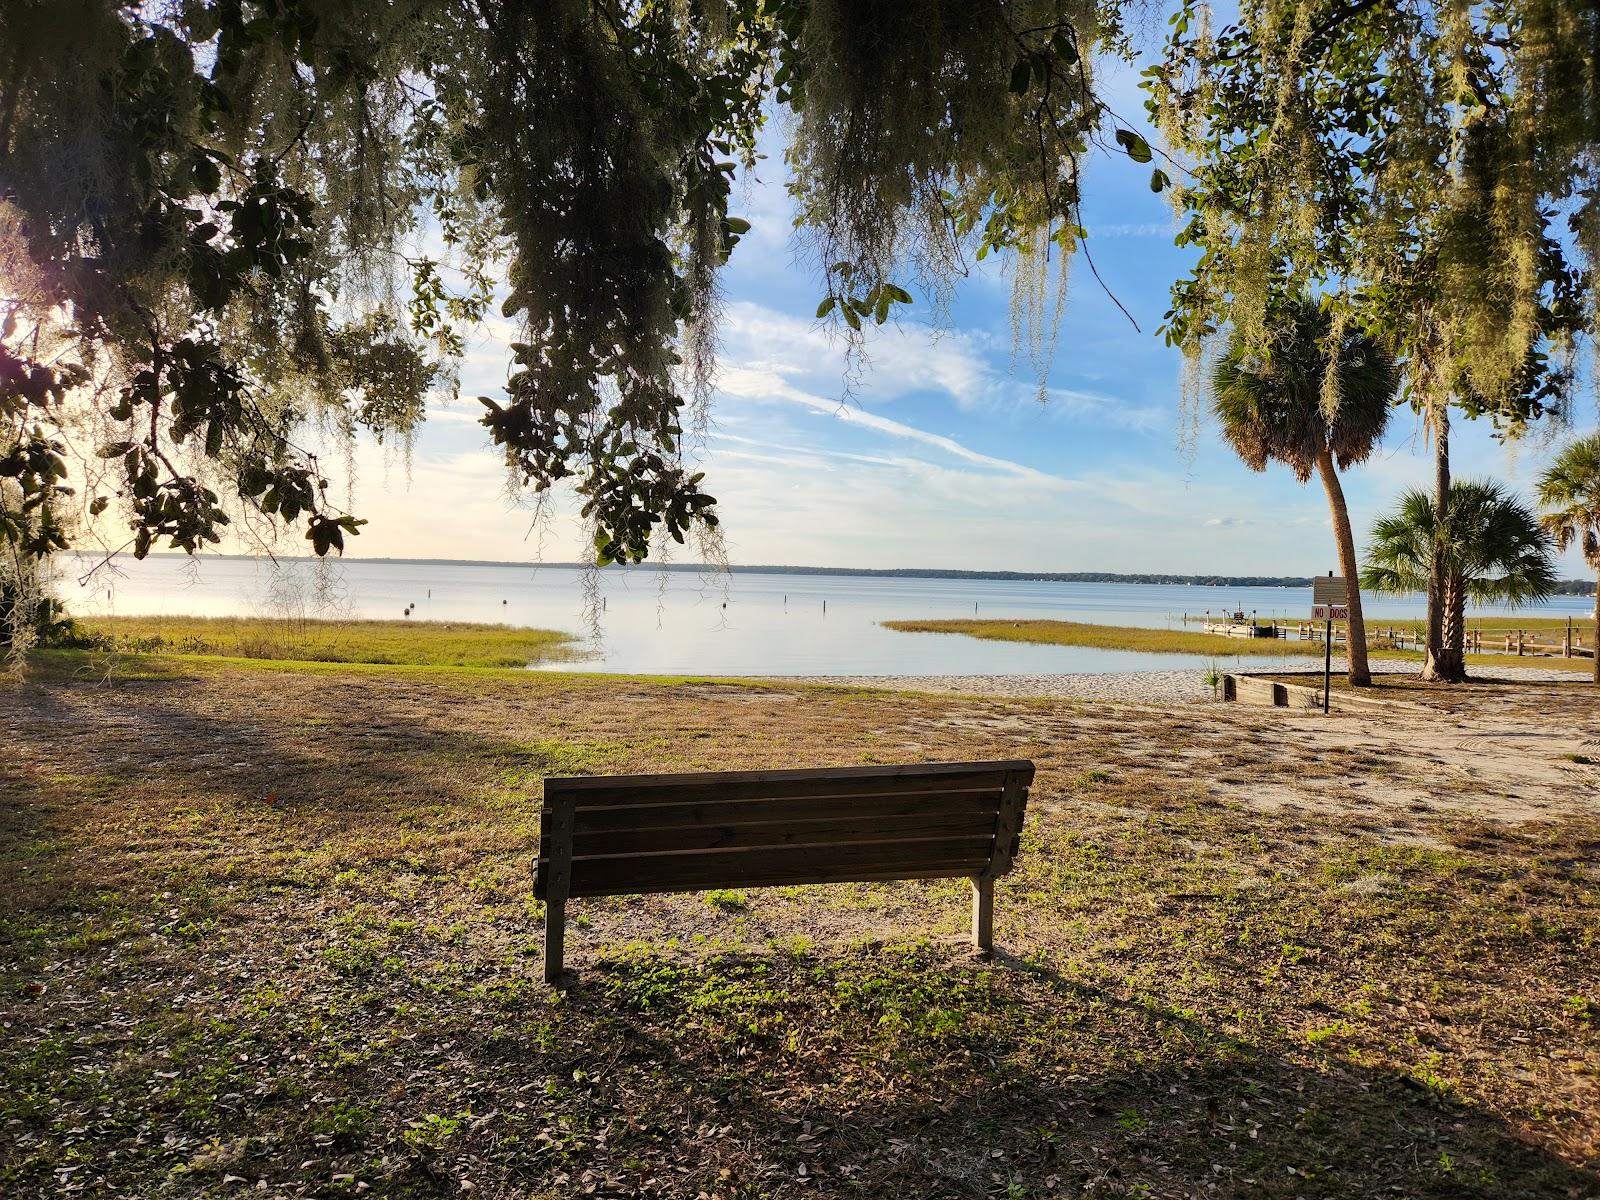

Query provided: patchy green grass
[884,618,1326,659]
[68,614,578,669]
[2,655,1598,1197]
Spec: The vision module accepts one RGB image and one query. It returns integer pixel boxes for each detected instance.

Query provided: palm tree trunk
[1593,571,1599,686]
[1430,591,1467,680]
[1443,574,1467,681]
[1314,449,1371,686]
[1421,404,1465,681]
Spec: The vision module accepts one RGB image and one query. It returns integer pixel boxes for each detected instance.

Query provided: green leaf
[1150,168,1171,193]
[1115,128,1153,163]
[1010,59,1031,95]
[724,216,751,234]
[816,296,836,319]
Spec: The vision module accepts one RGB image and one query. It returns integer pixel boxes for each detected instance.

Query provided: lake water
[54,554,1595,677]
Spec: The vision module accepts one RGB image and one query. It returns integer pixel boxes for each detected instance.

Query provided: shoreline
[768,661,1590,704]
[56,552,1600,597]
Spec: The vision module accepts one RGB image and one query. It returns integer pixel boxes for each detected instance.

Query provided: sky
[293,59,1599,579]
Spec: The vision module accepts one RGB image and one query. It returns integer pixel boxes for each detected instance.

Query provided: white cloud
[715,301,1167,433]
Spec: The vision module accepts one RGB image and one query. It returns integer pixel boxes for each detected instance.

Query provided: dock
[1179,613,1595,661]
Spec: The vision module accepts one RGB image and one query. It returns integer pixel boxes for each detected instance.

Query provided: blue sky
[320,60,1598,579]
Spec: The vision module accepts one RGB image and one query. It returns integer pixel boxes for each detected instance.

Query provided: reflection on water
[56,555,1594,677]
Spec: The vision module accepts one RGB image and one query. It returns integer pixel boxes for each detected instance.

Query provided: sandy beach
[775,659,1588,704]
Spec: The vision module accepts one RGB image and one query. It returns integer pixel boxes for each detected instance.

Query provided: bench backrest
[534,759,1034,983]
[535,759,1034,903]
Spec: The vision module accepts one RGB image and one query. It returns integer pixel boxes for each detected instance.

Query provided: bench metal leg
[971,876,993,954]
[544,896,566,986]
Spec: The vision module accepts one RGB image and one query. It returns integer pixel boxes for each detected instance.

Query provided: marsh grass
[890,616,1598,672]
[2,653,1597,1196]
[69,614,578,669]
[884,617,1325,658]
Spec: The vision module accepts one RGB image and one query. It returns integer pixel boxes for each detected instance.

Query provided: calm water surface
[57,555,1594,677]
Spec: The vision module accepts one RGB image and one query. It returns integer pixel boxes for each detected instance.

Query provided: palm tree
[1212,297,1398,686]
[1537,434,1600,685]
[1361,480,1558,679]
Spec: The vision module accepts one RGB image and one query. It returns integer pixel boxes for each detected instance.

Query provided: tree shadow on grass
[0,668,610,908]
[5,930,1594,1199]
[3,670,1597,1197]
[468,946,1596,1199]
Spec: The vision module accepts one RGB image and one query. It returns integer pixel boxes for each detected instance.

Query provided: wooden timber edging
[533,760,1035,985]
[1220,673,1432,715]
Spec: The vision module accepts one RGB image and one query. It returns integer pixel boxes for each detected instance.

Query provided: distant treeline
[724,567,1331,587]
[720,566,1595,594]
[125,553,1599,594]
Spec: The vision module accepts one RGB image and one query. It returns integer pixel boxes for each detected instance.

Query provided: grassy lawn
[69,615,578,669]
[3,651,1598,1197]
[889,617,1599,672]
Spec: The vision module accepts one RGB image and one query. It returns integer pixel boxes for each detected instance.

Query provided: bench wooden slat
[546,759,1032,795]
[548,766,1019,809]
[551,790,1002,836]
[545,810,999,858]
[563,866,990,898]
[554,836,996,898]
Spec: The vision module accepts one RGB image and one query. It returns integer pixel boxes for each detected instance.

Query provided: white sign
[1312,576,1349,606]
[1312,604,1349,621]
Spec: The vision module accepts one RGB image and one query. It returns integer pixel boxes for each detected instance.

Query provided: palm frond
[1364,480,1557,607]
[1210,295,1396,483]
[1360,487,1435,595]
[1537,434,1600,571]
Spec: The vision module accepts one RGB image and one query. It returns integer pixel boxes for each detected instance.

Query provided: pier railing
[1178,613,1595,660]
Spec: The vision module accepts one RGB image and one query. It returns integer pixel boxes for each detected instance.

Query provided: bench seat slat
[549,836,996,898]
[553,791,1001,835]
[547,770,1022,809]
[544,811,999,858]
[560,866,990,899]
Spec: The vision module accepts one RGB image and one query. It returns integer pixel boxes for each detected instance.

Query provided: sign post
[1311,573,1349,714]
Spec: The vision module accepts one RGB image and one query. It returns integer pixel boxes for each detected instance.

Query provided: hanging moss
[0,0,1173,580]
[786,0,1103,387]
[1150,0,1599,433]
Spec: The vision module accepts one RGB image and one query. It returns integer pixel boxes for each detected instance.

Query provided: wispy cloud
[714,366,1097,494]
[717,301,1167,434]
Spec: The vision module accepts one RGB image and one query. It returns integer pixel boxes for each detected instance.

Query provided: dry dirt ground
[2,655,1599,1198]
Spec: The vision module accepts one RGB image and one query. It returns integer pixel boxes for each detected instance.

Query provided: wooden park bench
[534,759,1035,984]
